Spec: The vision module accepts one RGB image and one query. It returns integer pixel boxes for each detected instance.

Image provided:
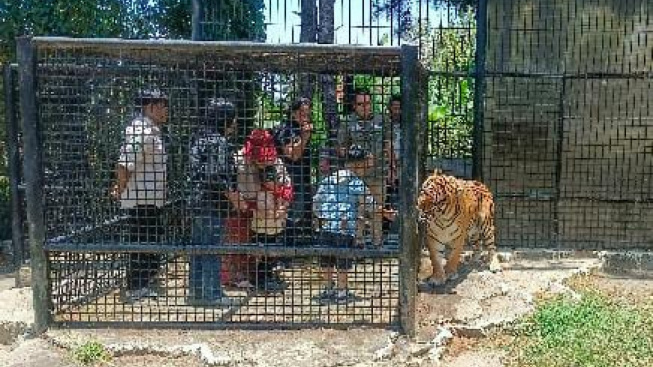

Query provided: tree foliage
[0,1,266,240]
[199,0,266,41]
[410,7,476,159]
[0,1,266,64]
[373,0,476,37]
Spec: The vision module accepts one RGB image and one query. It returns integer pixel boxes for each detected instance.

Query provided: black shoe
[333,289,358,304]
[187,296,237,307]
[121,286,158,304]
[256,274,287,293]
[314,286,338,305]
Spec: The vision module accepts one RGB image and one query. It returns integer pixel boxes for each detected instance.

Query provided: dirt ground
[3,254,651,367]
[439,271,653,366]
[569,272,653,304]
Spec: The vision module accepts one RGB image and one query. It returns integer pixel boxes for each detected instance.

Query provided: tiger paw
[489,258,502,273]
[427,277,446,287]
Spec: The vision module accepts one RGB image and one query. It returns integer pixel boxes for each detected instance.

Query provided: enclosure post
[17,37,50,333]
[472,0,488,180]
[4,64,25,287]
[318,0,338,136]
[554,77,567,249]
[191,0,203,41]
[399,44,420,337]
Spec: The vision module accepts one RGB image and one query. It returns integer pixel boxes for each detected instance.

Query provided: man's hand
[226,191,249,212]
[111,165,130,201]
[275,206,287,219]
[384,145,392,160]
[383,208,397,222]
[110,183,122,201]
[300,122,313,138]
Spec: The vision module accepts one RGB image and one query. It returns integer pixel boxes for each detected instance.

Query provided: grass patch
[500,289,653,367]
[72,340,111,365]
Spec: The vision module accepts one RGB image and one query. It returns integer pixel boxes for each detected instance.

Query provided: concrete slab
[0,287,33,345]
[2,338,73,367]
[0,252,643,367]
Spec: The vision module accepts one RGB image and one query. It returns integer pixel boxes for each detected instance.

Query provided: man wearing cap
[111,87,169,303]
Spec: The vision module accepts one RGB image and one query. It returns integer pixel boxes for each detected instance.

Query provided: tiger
[416,169,501,286]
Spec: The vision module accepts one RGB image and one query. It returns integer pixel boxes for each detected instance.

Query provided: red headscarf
[243,129,294,204]
[243,129,278,164]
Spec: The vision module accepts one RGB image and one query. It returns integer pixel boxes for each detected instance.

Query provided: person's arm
[274,197,289,219]
[225,190,249,212]
[288,123,312,162]
[111,122,142,200]
[272,161,294,203]
[335,118,350,157]
[361,183,383,247]
[219,142,250,212]
[111,164,130,200]
[382,115,394,165]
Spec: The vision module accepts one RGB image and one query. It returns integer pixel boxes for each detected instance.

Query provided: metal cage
[18,37,425,333]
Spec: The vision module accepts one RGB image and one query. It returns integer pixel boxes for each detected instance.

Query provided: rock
[445,351,506,367]
[2,338,72,367]
[0,288,34,345]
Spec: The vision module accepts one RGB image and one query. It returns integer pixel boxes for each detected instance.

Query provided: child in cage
[312,145,384,304]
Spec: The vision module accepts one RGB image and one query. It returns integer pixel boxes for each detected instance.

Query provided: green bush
[72,341,111,365]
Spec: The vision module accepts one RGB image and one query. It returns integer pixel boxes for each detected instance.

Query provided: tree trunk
[318,0,337,137]
[299,0,317,98]
[300,0,317,43]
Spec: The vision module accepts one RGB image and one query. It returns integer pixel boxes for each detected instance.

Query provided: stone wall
[484,0,653,249]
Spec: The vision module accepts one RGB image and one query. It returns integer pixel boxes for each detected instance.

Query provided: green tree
[409,8,476,159]
[373,0,476,37]
[198,0,266,41]
[0,0,266,241]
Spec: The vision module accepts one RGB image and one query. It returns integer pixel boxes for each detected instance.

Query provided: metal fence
[6,0,653,333]
[482,0,653,250]
[18,37,424,331]
[2,64,28,283]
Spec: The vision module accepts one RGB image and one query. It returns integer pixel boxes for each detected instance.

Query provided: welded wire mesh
[483,0,653,249]
[31,39,413,327]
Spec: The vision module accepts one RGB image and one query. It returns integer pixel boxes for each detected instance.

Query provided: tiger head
[417,169,453,221]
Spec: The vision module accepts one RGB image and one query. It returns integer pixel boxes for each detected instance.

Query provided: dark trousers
[251,232,285,283]
[125,206,163,290]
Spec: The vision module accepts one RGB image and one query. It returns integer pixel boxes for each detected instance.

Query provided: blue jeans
[189,214,225,301]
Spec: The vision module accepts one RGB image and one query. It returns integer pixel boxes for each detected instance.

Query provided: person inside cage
[273,98,314,246]
[110,87,169,304]
[186,97,249,307]
[336,87,396,230]
[312,145,384,305]
[235,128,293,292]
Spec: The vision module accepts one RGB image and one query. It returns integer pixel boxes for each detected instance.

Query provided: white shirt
[118,116,167,209]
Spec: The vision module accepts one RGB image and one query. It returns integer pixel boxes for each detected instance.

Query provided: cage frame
[17,36,425,335]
